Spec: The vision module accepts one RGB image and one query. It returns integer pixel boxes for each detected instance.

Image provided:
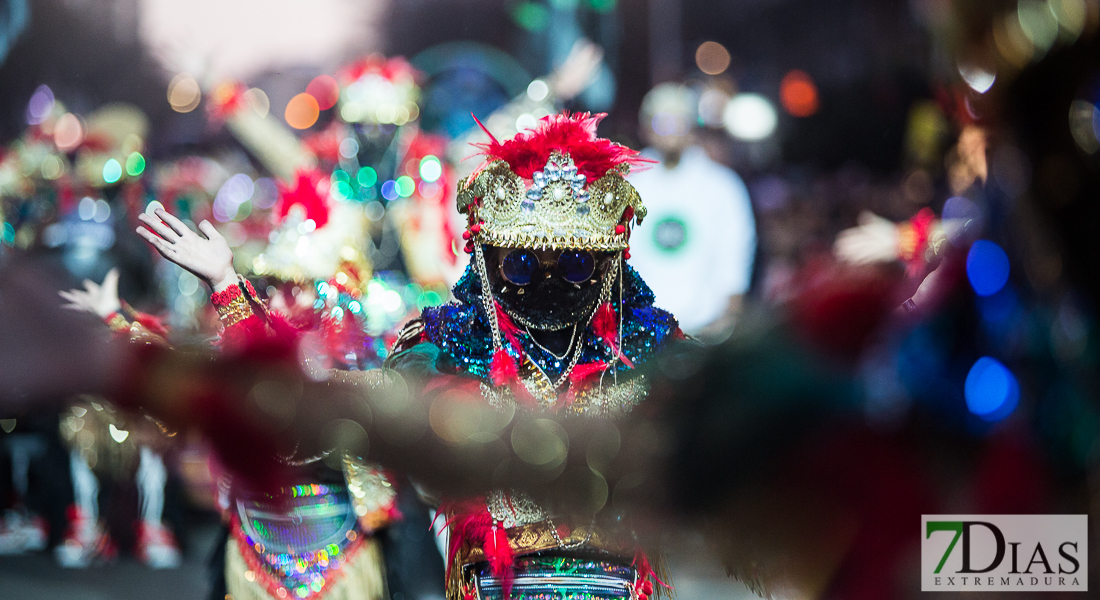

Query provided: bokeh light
[993,11,1036,67]
[78,197,96,221]
[53,113,83,151]
[93,199,111,223]
[339,137,359,159]
[1068,100,1099,154]
[527,79,549,102]
[357,166,378,188]
[695,41,731,75]
[331,180,353,201]
[25,85,54,125]
[307,75,340,110]
[285,93,320,129]
[102,159,122,184]
[419,156,442,182]
[419,180,442,200]
[243,88,270,118]
[167,73,201,113]
[252,178,279,209]
[964,356,1020,421]
[957,62,996,93]
[125,152,145,177]
[698,88,730,127]
[512,1,550,32]
[1051,0,1087,42]
[396,176,415,197]
[516,113,538,132]
[214,174,255,222]
[967,240,1010,297]
[1017,0,1059,55]
[779,70,819,117]
[723,93,778,140]
[40,156,64,179]
[381,180,398,201]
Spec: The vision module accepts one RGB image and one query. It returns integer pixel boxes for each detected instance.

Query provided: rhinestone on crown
[457,152,645,251]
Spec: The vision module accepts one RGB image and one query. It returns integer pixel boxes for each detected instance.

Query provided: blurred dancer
[134,202,439,599]
[57,269,181,568]
[628,83,756,340]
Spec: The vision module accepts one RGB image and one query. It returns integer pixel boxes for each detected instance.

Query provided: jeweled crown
[456,113,649,252]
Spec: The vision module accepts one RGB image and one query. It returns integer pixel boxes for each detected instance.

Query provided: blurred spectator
[628,83,756,339]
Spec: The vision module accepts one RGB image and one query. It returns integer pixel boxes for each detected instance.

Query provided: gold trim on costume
[457,154,645,252]
[216,291,253,328]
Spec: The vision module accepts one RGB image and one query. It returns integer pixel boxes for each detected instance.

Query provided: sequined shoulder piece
[419,302,494,380]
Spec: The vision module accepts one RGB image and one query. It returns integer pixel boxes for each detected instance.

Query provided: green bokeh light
[331,180,354,201]
[125,152,145,177]
[396,176,415,197]
[357,166,378,187]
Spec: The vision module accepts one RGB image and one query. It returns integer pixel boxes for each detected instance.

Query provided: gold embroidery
[216,291,253,328]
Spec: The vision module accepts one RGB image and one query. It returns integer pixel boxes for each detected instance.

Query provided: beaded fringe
[225,536,386,600]
[653,552,675,600]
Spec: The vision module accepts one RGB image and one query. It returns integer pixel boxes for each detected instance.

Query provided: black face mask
[484,246,612,330]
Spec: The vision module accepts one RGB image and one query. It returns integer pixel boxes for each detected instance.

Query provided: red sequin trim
[211,284,243,308]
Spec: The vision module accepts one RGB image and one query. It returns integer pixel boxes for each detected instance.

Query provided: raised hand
[833,211,900,265]
[59,267,122,318]
[136,208,237,292]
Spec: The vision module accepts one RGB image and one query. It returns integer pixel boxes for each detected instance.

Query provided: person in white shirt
[628,83,757,339]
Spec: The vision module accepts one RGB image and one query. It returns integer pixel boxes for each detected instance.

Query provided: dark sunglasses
[500,249,596,286]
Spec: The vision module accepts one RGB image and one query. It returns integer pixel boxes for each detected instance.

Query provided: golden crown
[457,152,646,252]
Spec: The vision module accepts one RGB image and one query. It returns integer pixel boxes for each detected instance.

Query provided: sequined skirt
[472,554,636,600]
[232,483,371,600]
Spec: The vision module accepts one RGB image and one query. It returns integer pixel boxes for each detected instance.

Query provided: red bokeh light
[780,70,820,117]
[306,75,340,111]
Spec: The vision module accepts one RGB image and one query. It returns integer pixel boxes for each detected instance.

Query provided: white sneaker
[0,510,48,554]
[136,520,181,569]
[54,505,115,568]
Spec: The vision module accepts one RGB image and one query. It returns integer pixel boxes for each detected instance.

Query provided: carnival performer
[384,112,683,600]
[135,201,439,600]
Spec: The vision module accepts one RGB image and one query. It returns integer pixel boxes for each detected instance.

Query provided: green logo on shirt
[653,217,688,253]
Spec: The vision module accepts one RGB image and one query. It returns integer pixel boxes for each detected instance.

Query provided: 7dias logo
[922,515,1087,592]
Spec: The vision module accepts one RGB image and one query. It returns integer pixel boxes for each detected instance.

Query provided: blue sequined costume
[403,262,679,384]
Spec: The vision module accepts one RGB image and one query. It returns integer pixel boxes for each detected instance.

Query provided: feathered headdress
[457,112,651,252]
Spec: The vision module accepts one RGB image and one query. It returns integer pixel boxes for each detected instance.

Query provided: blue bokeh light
[380,180,399,201]
[966,240,1010,297]
[964,356,1019,422]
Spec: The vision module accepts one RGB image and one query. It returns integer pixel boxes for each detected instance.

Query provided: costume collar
[420,263,678,383]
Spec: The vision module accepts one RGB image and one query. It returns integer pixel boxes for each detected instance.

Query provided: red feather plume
[591,302,634,368]
[473,112,652,181]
